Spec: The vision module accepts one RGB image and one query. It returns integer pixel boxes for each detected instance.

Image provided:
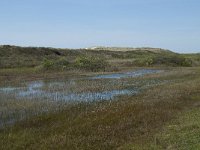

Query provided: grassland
[0,45,200,149]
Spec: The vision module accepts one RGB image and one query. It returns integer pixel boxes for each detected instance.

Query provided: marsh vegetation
[0,69,164,128]
[0,45,200,149]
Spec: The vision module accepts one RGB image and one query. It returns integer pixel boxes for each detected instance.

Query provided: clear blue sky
[0,0,200,53]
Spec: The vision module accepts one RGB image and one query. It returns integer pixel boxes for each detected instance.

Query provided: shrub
[42,58,54,70]
[41,57,70,70]
[153,55,192,67]
[133,55,192,67]
[75,56,108,72]
[133,57,154,66]
[54,57,70,67]
[181,58,192,67]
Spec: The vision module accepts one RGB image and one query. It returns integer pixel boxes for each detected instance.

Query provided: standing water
[0,69,164,127]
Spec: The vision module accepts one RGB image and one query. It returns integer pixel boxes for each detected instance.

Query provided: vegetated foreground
[0,67,200,150]
[0,45,200,149]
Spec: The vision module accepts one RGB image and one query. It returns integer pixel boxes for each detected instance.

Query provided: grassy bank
[0,67,200,149]
[126,104,200,150]
[156,107,200,150]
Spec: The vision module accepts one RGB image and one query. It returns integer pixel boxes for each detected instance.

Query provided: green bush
[75,56,108,72]
[153,55,192,67]
[54,57,70,67]
[133,57,154,66]
[181,58,192,67]
[133,55,192,67]
[41,57,70,70]
[42,58,54,69]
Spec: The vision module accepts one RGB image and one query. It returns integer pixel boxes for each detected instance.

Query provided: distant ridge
[0,45,173,54]
[84,46,173,53]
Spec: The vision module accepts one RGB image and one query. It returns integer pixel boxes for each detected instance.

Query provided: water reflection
[0,69,165,127]
[0,69,162,102]
[92,69,162,79]
[1,81,137,102]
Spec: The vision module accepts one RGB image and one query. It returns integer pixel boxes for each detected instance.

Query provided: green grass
[126,102,200,150]
[157,107,200,150]
[0,67,200,149]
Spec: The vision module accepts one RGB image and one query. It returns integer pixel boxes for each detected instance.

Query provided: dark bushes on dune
[133,55,192,67]
[40,56,108,72]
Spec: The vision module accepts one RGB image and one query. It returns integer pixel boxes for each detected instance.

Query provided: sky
[0,0,200,53]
